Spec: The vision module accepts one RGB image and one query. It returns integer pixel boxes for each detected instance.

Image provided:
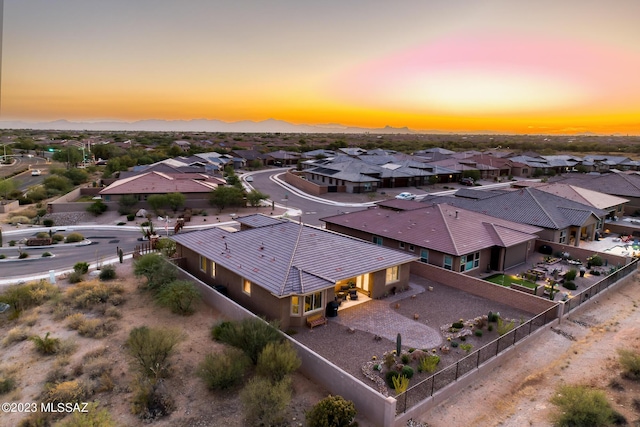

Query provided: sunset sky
[2,0,640,134]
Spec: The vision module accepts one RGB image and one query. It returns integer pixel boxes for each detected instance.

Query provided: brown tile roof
[321,204,542,256]
[99,171,221,195]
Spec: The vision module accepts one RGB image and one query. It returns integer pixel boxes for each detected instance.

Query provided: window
[210,261,216,278]
[386,266,399,284]
[199,256,207,272]
[373,236,383,246]
[420,249,429,263]
[242,278,252,295]
[291,296,300,316]
[559,229,567,244]
[399,242,405,249]
[304,292,322,313]
[409,245,415,252]
[443,256,453,270]
[460,252,480,272]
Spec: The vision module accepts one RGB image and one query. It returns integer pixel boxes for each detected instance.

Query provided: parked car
[31,169,41,176]
[395,192,417,200]
[460,177,475,186]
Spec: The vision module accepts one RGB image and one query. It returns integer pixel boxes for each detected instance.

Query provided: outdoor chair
[349,289,358,300]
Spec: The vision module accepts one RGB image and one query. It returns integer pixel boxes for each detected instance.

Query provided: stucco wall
[534,240,629,267]
[285,170,327,195]
[410,261,557,315]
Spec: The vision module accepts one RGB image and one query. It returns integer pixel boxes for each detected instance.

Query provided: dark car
[460,177,475,186]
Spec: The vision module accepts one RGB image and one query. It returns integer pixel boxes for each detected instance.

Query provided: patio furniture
[306,314,328,329]
[349,289,359,300]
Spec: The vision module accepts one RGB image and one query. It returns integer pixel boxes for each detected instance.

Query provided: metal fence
[396,258,639,415]
[396,304,558,414]
[563,258,638,315]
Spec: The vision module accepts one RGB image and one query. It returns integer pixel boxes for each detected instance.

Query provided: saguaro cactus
[396,333,402,355]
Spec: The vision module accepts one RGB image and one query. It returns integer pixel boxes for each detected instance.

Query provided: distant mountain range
[0,118,445,134]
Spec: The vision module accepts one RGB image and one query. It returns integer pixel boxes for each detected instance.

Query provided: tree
[209,186,245,213]
[86,200,108,216]
[62,168,89,185]
[52,147,83,169]
[43,175,73,195]
[0,178,17,200]
[246,189,269,208]
[165,192,186,213]
[126,326,181,379]
[147,194,168,214]
[118,194,139,215]
[156,280,200,315]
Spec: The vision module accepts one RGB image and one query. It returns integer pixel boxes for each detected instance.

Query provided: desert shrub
[8,215,31,225]
[9,240,16,246]
[43,218,55,227]
[126,326,181,379]
[401,365,414,379]
[590,270,601,276]
[487,324,494,332]
[45,380,86,404]
[589,255,604,266]
[197,347,250,391]
[30,332,60,355]
[41,252,52,257]
[130,376,175,420]
[77,318,115,339]
[133,253,177,292]
[240,376,291,427]
[451,341,459,347]
[460,343,473,353]
[87,200,108,216]
[64,280,124,309]
[401,353,410,364]
[104,306,122,319]
[18,252,29,259]
[383,352,396,370]
[418,355,440,373]
[564,281,577,290]
[475,329,483,337]
[67,271,83,284]
[99,265,117,281]
[385,370,400,388]
[452,321,464,329]
[84,357,112,380]
[497,318,515,336]
[156,280,199,315]
[565,269,578,281]
[57,338,78,357]
[256,340,301,382]
[0,254,5,259]
[306,394,357,427]
[155,238,177,258]
[73,261,89,274]
[211,317,283,365]
[210,321,233,341]
[0,280,59,313]
[0,375,16,394]
[55,402,116,427]
[617,348,640,380]
[392,374,409,394]
[52,233,64,242]
[65,232,85,243]
[126,213,136,221]
[65,313,86,330]
[475,317,487,329]
[488,311,500,322]
[36,231,49,238]
[3,326,30,346]
[550,384,616,427]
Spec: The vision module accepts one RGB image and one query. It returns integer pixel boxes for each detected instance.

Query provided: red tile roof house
[170,214,418,329]
[99,171,225,209]
[321,202,543,275]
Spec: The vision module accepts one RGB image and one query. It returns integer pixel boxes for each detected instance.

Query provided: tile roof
[558,172,640,198]
[424,187,606,230]
[100,171,222,195]
[321,204,542,256]
[534,183,628,210]
[171,217,418,297]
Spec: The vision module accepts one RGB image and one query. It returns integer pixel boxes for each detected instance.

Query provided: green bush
[475,329,483,337]
[74,261,89,274]
[87,200,108,216]
[133,254,177,292]
[52,233,64,242]
[306,395,357,427]
[36,232,49,238]
[0,376,16,394]
[42,252,52,257]
[617,348,640,380]
[9,240,16,246]
[65,233,85,243]
[0,254,5,259]
[497,318,515,336]
[54,402,115,427]
[451,341,459,347]
[240,376,291,427]
[564,281,577,290]
[452,321,464,329]
[18,252,29,259]
[43,218,54,227]
[156,280,199,315]
[550,384,617,427]
[99,265,117,281]
[197,347,250,391]
[256,340,301,382]
[0,280,59,313]
[68,271,84,284]
[487,324,494,332]
[210,321,234,341]
[589,255,604,266]
[127,213,136,221]
[126,326,181,379]
[565,269,577,281]
[401,365,414,379]
[488,311,500,322]
[64,280,124,308]
[385,370,400,388]
[211,317,283,364]
[30,332,60,355]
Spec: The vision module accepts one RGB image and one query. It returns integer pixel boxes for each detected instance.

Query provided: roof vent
[455,211,459,219]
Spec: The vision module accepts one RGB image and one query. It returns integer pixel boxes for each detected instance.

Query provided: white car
[31,169,42,176]
[395,192,417,200]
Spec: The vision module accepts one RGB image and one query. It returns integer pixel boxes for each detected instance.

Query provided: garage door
[503,242,528,269]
